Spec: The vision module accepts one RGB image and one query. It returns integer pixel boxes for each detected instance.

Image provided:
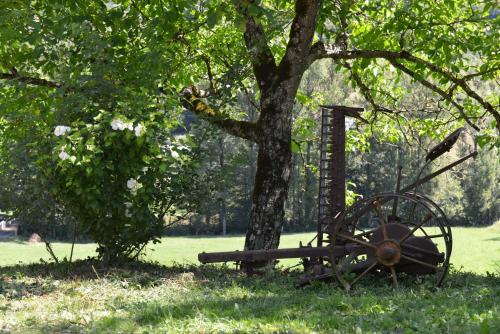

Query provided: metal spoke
[337,233,377,249]
[390,266,398,287]
[426,234,446,239]
[407,202,418,226]
[400,213,433,243]
[374,200,388,240]
[349,260,378,288]
[400,254,438,270]
[399,220,430,238]
[391,197,399,221]
[401,243,443,259]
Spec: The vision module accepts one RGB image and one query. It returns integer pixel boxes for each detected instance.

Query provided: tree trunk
[218,135,227,236]
[243,89,295,270]
[244,138,291,251]
[180,0,320,268]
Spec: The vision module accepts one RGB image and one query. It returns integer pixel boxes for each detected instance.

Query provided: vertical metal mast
[317,105,364,247]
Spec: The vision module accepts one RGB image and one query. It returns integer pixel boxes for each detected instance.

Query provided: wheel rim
[329,192,452,290]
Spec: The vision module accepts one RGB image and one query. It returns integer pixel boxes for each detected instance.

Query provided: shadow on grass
[2,260,500,333]
[1,259,499,291]
[0,259,243,294]
[13,267,500,333]
[98,272,500,330]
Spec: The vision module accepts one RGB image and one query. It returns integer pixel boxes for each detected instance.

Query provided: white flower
[54,126,71,136]
[134,124,145,137]
[127,178,138,189]
[59,150,70,160]
[171,150,180,160]
[345,118,355,130]
[111,119,127,131]
[126,178,143,193]
[111,119,133,131]
[105,1,119,10]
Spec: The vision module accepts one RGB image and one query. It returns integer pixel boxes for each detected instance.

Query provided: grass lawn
[0,223,499,333]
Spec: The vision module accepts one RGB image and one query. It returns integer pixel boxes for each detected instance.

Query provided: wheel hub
[375,240,401,266]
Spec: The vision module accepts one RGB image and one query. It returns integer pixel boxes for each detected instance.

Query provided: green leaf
[207,11,218,29]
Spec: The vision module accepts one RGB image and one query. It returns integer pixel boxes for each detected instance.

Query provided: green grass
[0,261,499,333]
[0,223,499,333]
[2,223,499,273]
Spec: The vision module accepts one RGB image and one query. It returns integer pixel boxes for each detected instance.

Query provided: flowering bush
[50,109,203,261]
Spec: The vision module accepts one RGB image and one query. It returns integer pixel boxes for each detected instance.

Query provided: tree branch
[179,86,258,142]
[235,0,278,93]
[462,66,500,80]
[343,62,393,115]
[402,53,499,124]
[201,55,217,96]
[389,60,481,131]
[278,0,321,81]
[309,44,498,131]
[0,69,61,88]
[131,0,150,21]
[308,43,406,65]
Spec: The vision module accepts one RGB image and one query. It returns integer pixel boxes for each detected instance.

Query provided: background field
[1,223,499,273]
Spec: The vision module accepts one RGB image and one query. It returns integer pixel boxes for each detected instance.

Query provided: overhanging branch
[180,86,258,142]
[343,62,392,116]
[308,43,406,65]
[309,43,498,131]
[402,53,499,123]
[0,69,61,88]
[389,60,481,131]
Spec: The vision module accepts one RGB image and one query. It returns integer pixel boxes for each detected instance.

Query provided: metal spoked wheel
[328,192,452,290]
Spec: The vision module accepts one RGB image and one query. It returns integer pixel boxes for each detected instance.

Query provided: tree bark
[242,86,296,269]
[239,1,321,270]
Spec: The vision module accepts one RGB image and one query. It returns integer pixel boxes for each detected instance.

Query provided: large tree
[1,1,498,262]
[180,0,498,257]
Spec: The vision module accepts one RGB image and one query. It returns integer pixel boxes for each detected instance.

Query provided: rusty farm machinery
[198,106,477,290]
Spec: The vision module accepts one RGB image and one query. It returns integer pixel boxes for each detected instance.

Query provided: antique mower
[198,106,477,290]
